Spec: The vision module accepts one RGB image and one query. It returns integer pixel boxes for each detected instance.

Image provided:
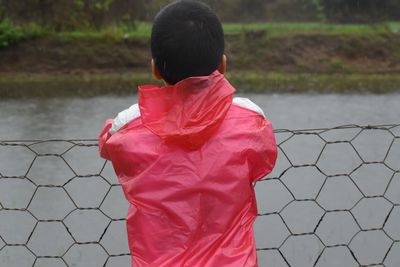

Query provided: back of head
[151,0,225,85]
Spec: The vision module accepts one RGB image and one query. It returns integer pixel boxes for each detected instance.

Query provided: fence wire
[0,124,399,267]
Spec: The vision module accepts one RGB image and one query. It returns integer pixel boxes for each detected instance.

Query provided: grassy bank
[1,72,399,98]
[40,21,400,39]
[39,21,400,39]
[2,21,400,45]
[1,21,400,96]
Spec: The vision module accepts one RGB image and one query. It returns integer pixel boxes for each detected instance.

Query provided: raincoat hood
[138,71,235,148]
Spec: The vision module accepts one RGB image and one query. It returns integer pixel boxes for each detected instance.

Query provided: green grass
[2,21,400,44]
[223,22,400,36]
[46,21,400,40]
[0,20,47,48]
[226,72,400,93]
[1,71,399,98]
[58,22,152,39]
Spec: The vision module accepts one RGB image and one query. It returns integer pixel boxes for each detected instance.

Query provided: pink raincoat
[99,71,277,267]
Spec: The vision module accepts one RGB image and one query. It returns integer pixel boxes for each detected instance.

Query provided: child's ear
[151,59,163,80]
[218,54,227,74]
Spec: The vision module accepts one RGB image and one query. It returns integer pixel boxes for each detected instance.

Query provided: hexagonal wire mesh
[0,124,399,267]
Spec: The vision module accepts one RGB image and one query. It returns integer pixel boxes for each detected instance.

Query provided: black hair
[151,0,225,85]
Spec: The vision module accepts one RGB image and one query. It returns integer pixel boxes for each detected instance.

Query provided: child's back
[99,1,277,266]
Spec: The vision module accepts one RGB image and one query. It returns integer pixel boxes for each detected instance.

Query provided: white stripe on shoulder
[233,97,265,118]
[110,104,141,135]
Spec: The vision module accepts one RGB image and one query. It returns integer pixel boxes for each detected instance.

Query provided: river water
[1,93,400,267]
[1,93,400,139]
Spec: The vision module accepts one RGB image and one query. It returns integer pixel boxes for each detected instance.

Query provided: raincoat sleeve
[98,119,113,160]
[248,117,277,183]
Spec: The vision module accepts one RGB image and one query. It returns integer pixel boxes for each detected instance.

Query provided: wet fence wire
[0,124,399,267]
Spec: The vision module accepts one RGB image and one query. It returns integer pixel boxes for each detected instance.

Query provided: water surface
[1,93,400,139]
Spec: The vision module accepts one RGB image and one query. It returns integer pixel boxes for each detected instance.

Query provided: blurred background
[1,0,400,96]
[1,0,400,133]
[2,0,400,27]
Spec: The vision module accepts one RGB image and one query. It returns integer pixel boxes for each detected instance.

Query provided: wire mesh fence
[0,124,399,267]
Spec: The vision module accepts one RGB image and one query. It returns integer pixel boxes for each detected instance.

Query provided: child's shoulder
[109,104,141,135]
[108,97,266,136]
[232,97,266,118]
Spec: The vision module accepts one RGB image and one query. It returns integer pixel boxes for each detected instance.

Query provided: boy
[99,1,277,266]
